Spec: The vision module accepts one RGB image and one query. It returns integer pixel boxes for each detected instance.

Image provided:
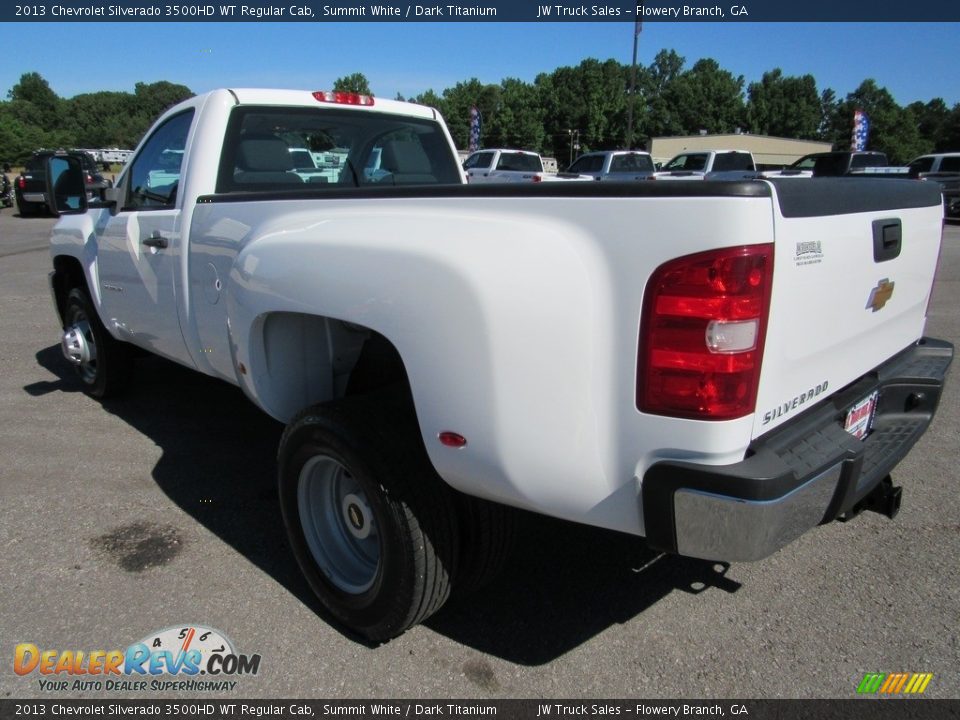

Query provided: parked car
[565,150,656,181]
[462,149,546,183]
[653,150,757,180]
[908,152,960,217]
[16,150,108,216]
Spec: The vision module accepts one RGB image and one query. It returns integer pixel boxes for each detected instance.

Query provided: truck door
[97,109,195,365]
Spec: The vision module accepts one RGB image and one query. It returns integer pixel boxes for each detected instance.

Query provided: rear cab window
[851,153,887,169]
[217,106,462,192]
[495,153,542,173]
[940,157,960,172]
[610,153,654,173]
[569,155,603,173]
[713,152,753,172]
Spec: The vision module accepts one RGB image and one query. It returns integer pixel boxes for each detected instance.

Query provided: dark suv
[16,150,108,216]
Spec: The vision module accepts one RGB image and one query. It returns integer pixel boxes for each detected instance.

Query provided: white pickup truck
[565,150,656,181]
[45,89,952,641]
[654,149,757,181]
[461,148,562,183]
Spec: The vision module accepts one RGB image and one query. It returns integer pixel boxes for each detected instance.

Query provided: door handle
[143,232,168,249]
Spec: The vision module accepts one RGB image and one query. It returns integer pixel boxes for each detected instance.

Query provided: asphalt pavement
[1,208,958,700]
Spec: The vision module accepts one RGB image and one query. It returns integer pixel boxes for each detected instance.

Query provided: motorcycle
[1,164,13,209]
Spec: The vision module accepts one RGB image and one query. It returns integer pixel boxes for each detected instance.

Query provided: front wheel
[62,287,131,398]
[278,394,458,641]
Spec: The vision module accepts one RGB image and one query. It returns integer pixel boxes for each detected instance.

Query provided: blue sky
[1,21,958,106]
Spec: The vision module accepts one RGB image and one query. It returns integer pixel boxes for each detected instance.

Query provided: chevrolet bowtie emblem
[866,278,895,312]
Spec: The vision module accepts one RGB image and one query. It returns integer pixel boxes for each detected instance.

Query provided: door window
[126,110,194,209]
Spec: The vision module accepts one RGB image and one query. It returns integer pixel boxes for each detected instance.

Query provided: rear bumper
[642,337,953,561]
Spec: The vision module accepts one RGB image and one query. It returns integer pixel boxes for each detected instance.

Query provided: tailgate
[753,178,944,439]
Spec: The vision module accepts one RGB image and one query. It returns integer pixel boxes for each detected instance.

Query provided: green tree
[641,49,686,139]
[746,69,822,139]
[332,73,373,96]
[539,58,629,161]
[485,78,546,150]
[7,72,62,132]
[907,98,950,151]
[67,92,147,148]
[665,58,746,135]
[134,81,194,119]
[936,104,960,152]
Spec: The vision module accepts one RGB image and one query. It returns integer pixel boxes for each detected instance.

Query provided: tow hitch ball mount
[842,475,903,521]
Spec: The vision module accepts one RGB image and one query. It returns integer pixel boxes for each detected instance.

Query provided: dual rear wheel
[279,392,515,641]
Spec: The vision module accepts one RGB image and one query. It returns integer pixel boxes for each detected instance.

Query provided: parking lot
[0,210,958,700]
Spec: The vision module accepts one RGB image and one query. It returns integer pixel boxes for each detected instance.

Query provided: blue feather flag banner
[469,106,482,152]
[852,110,870,151]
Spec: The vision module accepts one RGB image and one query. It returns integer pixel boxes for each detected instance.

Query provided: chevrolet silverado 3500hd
[45,89,952,640]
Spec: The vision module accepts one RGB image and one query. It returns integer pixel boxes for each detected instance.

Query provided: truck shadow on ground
[29,345,741,665]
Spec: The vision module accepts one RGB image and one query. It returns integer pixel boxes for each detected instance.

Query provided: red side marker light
[438,431,467,448]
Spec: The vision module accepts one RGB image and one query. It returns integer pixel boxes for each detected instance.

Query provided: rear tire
[63,287,131,398]
[17,196,38,217]
[278,393,459,641]
[453,492,517,596]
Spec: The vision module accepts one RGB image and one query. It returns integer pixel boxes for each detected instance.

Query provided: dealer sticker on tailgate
[844,391,879,440]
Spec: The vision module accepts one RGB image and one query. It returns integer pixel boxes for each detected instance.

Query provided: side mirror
[45,155,87,217]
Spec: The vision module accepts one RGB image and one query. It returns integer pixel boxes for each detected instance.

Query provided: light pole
[626,21,642,149]
[568,129,580,166]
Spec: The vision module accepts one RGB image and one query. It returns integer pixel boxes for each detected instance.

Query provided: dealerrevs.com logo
[14,625,261,692]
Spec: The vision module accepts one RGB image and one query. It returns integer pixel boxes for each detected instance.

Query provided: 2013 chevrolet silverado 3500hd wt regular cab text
[45,89,953,641]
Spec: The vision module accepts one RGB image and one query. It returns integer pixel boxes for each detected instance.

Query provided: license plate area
[844,390,879,440]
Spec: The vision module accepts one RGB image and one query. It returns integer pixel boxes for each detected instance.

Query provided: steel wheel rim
[70,310,98,384]
[297,454,380,595]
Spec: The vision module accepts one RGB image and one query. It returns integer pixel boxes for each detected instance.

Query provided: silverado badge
[866,278,895,313]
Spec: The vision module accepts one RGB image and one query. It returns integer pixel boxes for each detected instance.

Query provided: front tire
[278,393,458,641]
[62,287,131,398]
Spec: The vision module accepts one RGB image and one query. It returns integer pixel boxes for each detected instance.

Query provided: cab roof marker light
[312,91,375,106]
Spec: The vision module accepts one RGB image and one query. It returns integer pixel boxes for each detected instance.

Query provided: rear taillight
[85,174,94,185]
[532,174,543,183]
[638,244,774,420]
[18,176,25,189]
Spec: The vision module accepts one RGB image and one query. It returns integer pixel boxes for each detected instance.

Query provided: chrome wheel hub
[298,455,380,594]
[61,318,97,383]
